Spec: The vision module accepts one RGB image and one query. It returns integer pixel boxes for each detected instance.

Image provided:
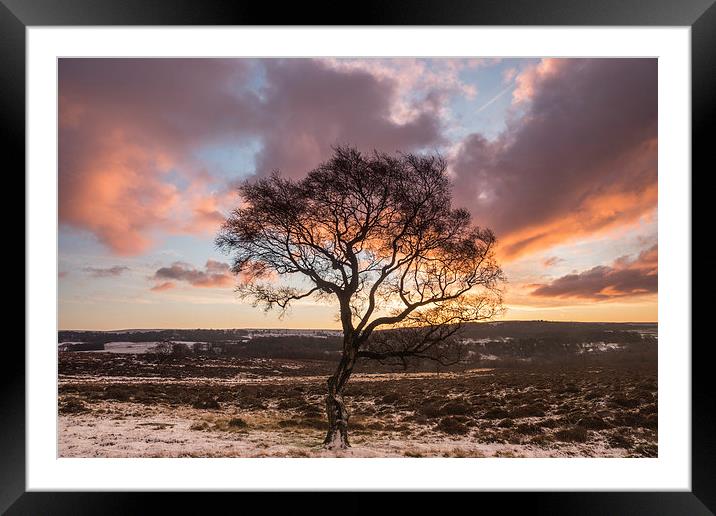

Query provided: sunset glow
[58,58,657,329]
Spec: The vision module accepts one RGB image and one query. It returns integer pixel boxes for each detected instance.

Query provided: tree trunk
[323,355,354,449]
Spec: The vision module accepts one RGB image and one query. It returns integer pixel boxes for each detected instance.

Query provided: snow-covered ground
[58,368,495,386]
[577,342,622,353]
[461,337,514,344]
[58,353,657,459]
[59,401,628,458]
[243,329,342,339]
[83,342,163,353]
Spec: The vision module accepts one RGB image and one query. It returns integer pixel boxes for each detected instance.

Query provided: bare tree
[216,146,505,449]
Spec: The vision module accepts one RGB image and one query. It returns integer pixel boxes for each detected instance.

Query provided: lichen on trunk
[324,389,350,449]
[323,352,354,449]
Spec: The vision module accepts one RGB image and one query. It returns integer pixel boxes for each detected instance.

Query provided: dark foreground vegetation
[58,324,657,457]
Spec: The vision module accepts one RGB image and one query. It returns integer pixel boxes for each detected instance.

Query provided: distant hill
[460,320,656,340]
[58,321,657,366]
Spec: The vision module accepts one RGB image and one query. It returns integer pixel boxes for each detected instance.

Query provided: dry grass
[59,354,657,457]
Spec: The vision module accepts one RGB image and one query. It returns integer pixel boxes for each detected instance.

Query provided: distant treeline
[459,321,656,341]
[471,337,656,359]
[58,321,656,345]
[58,321,656,365]
[218,337,343,359]
[58,328,252,344]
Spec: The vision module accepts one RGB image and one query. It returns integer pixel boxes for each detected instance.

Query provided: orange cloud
[151,260,234,290]
[150,281,176,292]
[58,59,262,255]
[180,179,238,235]
[512,58,566,104]
[530,244,657,300]
[498,171,658,260]
[59,130,180,255]
[59,59,445,255]
[542,256,564,267]
[452,59,657,261]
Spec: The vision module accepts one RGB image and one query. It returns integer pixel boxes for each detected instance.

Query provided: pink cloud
[322,58,484,122]
[83,265,130,278]
[176,174,238,236]
[451,58,657,260]
[253,59,444,180]
[151,260,234,289]
[59,59,445,255]
[531,244,657,300]
[542,256,564,268]
[511,58,566,104]
[150,281,176,292]
[59,59,261,255]
[502,67,518,84]
[60,133,180,255]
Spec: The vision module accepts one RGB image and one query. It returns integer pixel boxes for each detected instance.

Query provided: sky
[58,58,657,330]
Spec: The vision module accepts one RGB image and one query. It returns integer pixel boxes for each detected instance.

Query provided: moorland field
[58,321,657,458]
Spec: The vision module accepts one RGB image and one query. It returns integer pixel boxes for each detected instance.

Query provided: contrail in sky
[476,83,513,114]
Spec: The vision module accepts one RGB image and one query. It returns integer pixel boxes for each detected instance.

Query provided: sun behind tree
[216,146,505,449]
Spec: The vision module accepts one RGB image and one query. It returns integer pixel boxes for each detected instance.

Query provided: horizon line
[58,319,659,332]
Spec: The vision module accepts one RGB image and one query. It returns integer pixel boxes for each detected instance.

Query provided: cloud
[531,244,657,300]
[59,58,445,255]
[151,260,233,289]
[451,58,657,260]
[150,281,175,292]
[253,59,444,179]
[59,59,263,255]
[542,256,564,268]
[511,58,566,104]
[60,57,657,265]
[83,265,130,278]
[173,173,237,236]
[502,67,518,84]
[322,58,486,122]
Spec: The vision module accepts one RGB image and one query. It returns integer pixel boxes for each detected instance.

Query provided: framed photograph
[7,0,712,512]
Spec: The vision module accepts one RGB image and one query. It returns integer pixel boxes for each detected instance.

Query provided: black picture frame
[5,0,712,513]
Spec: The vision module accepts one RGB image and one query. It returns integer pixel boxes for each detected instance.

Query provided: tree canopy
[217,145,505,447]
[217,146,504,347]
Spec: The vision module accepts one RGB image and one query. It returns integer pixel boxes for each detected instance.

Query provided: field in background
[58,321,657,458]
